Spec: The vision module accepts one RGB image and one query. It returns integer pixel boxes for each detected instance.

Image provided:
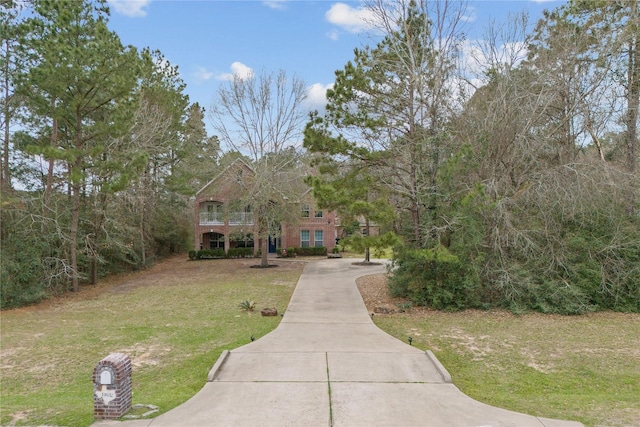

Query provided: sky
[105,0,565,133]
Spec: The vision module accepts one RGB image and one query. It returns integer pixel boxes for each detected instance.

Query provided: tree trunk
[260,237,269,267]
[626,20,639,216]
[90,190,106,285]
[140,202,146,267]
[364,218,371,263]
[2,39,11,193]
[44,108,57,212]
[70,113,83,292]
[70,180,80,292]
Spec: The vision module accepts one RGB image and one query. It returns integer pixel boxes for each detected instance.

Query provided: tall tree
[210,69,307,267]
[19,0,140,291]
[447,4,640,313]
[121,49,190,265]
[174,102,220,192]
[305,0,467,248]
[0,0,27,192]
[305,150,398,263]
[564,0,639,214]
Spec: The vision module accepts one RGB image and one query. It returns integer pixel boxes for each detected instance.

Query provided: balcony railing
[199,212,253,225]
[200,212,224,225]
[229,212,253,225]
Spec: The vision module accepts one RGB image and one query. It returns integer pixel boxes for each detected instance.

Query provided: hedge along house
[194,158,341,255]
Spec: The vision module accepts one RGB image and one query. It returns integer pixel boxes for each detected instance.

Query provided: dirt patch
[356,273,427,318]
[7,411,29,426]
[118,343,172,368]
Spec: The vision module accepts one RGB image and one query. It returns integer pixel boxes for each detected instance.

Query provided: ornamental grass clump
[238,300,256,311]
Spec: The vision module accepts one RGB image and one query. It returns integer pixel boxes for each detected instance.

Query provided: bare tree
[210,69,308,267]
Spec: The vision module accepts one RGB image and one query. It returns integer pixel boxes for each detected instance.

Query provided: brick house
[194,158,341,255]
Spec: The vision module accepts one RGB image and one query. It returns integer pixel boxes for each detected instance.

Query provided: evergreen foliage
[3,0,639,313]
[305,0,640,313]
[1,0,216,307]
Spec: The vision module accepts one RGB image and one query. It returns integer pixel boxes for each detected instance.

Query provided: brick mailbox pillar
[93,353,132,419]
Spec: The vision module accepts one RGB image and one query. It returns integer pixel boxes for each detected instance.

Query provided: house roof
[195,157,254,197]
[195,155,321,206]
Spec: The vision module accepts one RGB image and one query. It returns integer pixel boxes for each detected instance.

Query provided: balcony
[229,212,253,225]
[199,212,253,226]
[200,212,224,225]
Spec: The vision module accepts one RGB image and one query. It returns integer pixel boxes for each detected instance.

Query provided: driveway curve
[93,258,583,427]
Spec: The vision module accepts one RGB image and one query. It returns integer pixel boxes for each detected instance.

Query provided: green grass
[339,245,394,259]
[3,256,639,427]
[373,310,640,427]
[0,256,303,426]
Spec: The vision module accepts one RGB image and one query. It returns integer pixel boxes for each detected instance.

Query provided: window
[301,204,310,218]
[314,230,324,247]
[202,203,223,223]
[361,227,368,236]
[209,232,224,249]
[232,233,254,248]
[300,230,310,247]
[314,210,324,218]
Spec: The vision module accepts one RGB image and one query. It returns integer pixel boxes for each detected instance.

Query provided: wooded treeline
[305,0,639,313]
[1,0,219,308]
[2,0,638,313]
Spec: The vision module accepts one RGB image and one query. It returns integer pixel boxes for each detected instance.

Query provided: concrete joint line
[326,352,333,427]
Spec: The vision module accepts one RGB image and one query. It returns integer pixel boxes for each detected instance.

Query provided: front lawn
[0,256,304,426]
[357,275,640,427]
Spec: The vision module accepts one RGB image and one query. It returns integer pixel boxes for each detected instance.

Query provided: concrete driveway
[93,258,583,427]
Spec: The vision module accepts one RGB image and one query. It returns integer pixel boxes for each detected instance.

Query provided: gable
[196,158,255,201]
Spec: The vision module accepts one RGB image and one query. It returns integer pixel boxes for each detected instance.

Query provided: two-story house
[194,158,340,255]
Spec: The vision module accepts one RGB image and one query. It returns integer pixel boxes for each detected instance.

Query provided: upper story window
[201,202,224,224]
[314,210,324,218]
[301,204,310,218]
[205,203,223,214]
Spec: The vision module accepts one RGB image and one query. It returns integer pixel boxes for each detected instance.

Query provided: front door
[268,236,277,253]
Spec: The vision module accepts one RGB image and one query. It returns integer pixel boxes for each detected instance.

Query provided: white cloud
[304,83,333,111]
[107,0,151,18]
[461,6,476,23]
[262,0,287,10]
[216,62,254,82]
[325,3,377,33]
[459,39,528,90]
[326,29,340,41]
[194,66,214,82]
[460,40,486,77]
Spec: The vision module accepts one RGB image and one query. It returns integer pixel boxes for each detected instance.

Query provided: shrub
[388,245,479,311]
[188,250,197,260]
[227,247,253,258]
[293,247,327,256]
[196,249,225,259]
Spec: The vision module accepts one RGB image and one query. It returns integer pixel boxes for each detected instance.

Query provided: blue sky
[106,0,564,130]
